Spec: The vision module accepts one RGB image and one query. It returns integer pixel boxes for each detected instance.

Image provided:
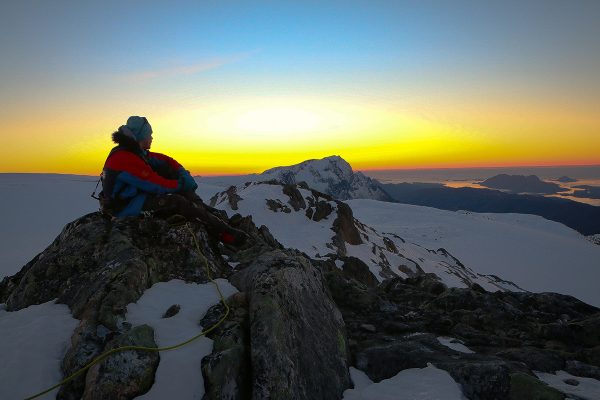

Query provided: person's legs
[179,191,222,215]
[143,194,248,244]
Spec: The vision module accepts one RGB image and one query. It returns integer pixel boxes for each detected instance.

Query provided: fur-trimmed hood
[108,129,148,162]
[112,129,140,149]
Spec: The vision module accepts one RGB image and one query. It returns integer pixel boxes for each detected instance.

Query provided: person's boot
[219,227,250,247]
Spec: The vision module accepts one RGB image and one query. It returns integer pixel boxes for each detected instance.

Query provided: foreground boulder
[1,213,232,399]
[231,249,350,399]
[0,211,351,399]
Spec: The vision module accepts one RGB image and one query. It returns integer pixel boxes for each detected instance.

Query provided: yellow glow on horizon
[0,95,598,175]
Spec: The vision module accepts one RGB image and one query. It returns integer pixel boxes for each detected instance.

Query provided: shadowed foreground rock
[0,211,351,399]
[230,250,350,399]
[328,271,600,400]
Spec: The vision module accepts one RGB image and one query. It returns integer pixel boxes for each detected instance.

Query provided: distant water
[362,165,600,206]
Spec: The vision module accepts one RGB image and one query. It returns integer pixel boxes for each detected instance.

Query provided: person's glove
[178,170,198,192]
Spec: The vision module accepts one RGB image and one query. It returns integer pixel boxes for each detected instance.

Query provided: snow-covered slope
[210,181,521,291]
[259,155,391,201]
[0,174,98,277]
[348,199,600,307]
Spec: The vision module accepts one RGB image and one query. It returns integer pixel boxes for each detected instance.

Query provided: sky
[1,0,599,175]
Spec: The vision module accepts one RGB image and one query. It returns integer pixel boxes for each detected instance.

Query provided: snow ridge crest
[260,155,391,201]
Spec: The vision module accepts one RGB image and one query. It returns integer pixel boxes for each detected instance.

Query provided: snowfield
[210,182,522,291]
[348,199,600,307]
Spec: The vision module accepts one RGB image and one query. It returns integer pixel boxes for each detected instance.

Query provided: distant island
[556,176,578,183]
[571,185,600,200]
[479,174,566,194]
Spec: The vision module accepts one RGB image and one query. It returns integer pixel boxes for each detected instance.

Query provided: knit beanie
[119,116,153,141]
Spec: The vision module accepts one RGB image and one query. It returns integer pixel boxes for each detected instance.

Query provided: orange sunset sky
[1,1,599,175]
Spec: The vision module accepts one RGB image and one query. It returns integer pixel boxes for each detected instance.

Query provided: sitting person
[99,116,247,245]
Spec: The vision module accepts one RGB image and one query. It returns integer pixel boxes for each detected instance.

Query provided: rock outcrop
[0,210,351,399]
[328,271,600,399]
[230,249,350,399]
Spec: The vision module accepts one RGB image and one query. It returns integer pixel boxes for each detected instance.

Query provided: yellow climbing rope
[25,223,230,400]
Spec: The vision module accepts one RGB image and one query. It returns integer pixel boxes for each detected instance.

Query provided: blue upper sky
[3,0,598,100]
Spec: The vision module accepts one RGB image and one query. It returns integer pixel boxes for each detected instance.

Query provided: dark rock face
[201,293,252,400]
[332,202,362,246]
[340,257,378,288]
[210,185,243,210]
[329,271,600,399]
[229,250,351,400]
[496,347,565,372]
[282,184,307,211]
[565,360,600,380]
[266,198,292,213]
[82,325,159,400]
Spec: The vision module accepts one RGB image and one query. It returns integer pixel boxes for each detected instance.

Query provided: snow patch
[126,279,237,399]
[0,300,79,400]
[535,370,600,400]
[343,364,467,400]
[437,336,475,354]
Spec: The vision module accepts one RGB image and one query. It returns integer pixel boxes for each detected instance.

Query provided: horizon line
[2,162,600,177]
[359,163,600,173]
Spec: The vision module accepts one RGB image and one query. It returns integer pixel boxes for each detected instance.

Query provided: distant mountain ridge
[557,176,577,183]
[259,155,392,201]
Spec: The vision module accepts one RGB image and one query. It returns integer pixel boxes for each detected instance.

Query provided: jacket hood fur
[112,129,140,151]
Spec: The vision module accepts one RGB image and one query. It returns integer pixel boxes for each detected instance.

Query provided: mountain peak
[262,155,351,175]
[260,156,391,201]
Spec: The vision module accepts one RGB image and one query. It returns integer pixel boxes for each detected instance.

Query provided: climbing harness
[25,223,230,400]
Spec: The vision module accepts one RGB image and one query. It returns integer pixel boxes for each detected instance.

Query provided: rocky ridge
[210,181,522,292]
